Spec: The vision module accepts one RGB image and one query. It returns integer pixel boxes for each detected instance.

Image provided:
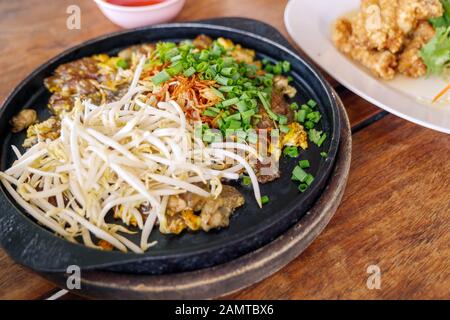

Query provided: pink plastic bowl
[93,0,186,29]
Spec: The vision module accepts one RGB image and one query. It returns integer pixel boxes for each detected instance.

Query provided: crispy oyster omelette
[2,35,327,252]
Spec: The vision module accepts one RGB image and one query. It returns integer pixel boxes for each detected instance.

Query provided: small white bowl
[93,0,186,29]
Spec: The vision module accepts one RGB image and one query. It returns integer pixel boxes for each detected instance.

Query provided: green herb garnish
[241,175,252,186]
[116,59,128,69]
[261,195,270,205]
[283,146,299,158]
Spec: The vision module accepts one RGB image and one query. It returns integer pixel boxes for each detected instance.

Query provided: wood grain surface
[0,0,448,300]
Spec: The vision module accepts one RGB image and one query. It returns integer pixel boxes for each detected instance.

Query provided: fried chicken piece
[333,19,398,80]
[350,0,443,53]
[397,0,444,34]
[398,21,436,78]
[353,0,404,53]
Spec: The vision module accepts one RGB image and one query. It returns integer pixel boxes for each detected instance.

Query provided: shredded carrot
[432,83,450,103]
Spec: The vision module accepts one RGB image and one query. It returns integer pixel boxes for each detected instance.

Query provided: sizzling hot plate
[0,23,340,275]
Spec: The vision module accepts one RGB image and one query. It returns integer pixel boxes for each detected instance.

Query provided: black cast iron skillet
[0,22,340,275]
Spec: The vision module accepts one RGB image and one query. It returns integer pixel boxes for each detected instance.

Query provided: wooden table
[0,0,448,300]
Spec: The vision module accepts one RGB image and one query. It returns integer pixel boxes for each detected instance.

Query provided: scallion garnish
[261,195,270,205]
[298,183,308,193]
[292,166,308,182]
[308,129,327,147]
[305,121,315,130]
[280,124,290,134]
[305,174,315,186]
[283,146,299,158]
[278,115,288,125]
[257,92,278,121]
[298,160,310,169]
[241,175,252,186]
[203,109,218,117]
[116,59,128,69]
[307,99,317,108]
[215,75,232,86]
[317,133,327,147]
[306,111,322,124]
[227,120,242,130]
[152,70,171,85]
[222,97,240,107]
[183,67,196,77]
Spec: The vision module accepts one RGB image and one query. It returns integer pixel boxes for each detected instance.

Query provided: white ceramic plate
[284,0,450,133]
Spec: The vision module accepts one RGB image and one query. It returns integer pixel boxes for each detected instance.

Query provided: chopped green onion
[227,120,242,130]
[307,99,317,108]
[317,133,327,147]
[305,121,315,130]
[257,92,278,121]
[221,67,237,77]
[203,130,221,143]
[236,101,248,113]
[292,166,308,182]
[309,129,326,146]
[152,70,171,85]
[248,99,258,109]
[278,115,288,125]
[209,87,224,100]
[306,111,322,124]
[170,54,183,62]
[241,110,255,124]
[222,97,240,107]
[215,75,232,86]
[320,152,328,158]
[283,146,299,158]
[290,102,299,110]
[263,78,273,86]
[116,59,128,69]
[280,124,290,134]
[282,61,291,73]
[216,118,225,129]
[196,61,209,72]
[308,129,322,145]
[225,113,241,122]
[273,63,283,75]
[167,62,183,76]
[183,67,196,77]
[261,195,270,205]
[247,131,258,144]
[296,109,306,123]
[199,51,209,61]
[205,68,217,79]
[241,175,252,186]
[203,109,218,117]
[301,104,312,113]
[305,174,315,186]
[208,106,221,113]
[219,86,235,92]
[298,160,310,169]
[241,109,255,118]
[236,130,247,142]
[298,183,308,193]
